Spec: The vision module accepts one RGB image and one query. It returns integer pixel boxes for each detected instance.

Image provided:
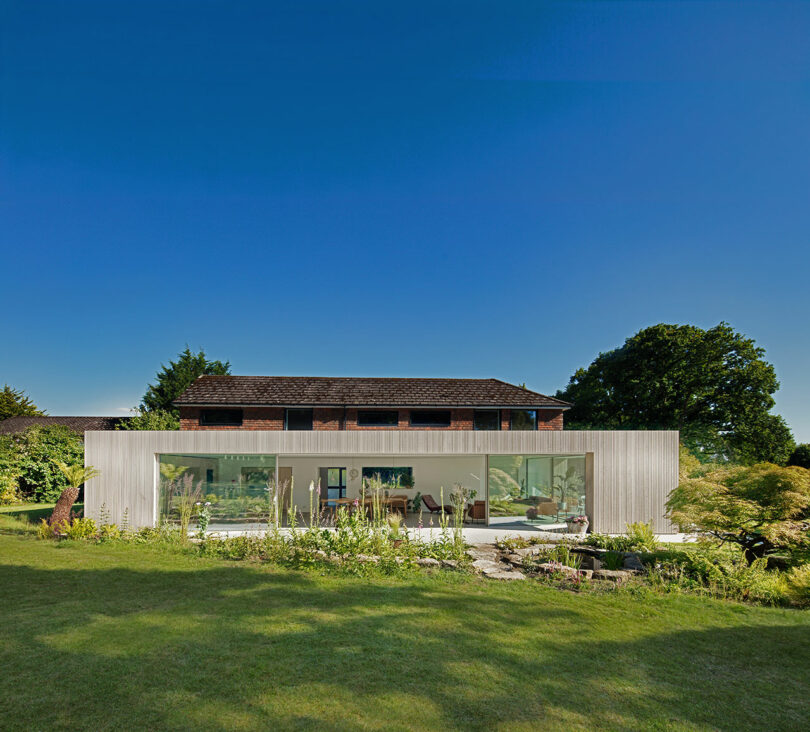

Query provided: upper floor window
[473,409,500,431]
[200,408,243,426]
[357,410,399,427]
[510,410,537,430]
[409,410,451,427]
[285,408,313,430]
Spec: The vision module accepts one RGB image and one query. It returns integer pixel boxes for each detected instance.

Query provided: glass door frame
[325,467,347,505]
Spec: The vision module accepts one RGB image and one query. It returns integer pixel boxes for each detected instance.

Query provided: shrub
[38,516,99,541]
[98,524,122,541]
[647,545,788,605]
[37,519,56,540]
[0,470,19,505]
[585,533,635,552]
[625,522,658,552]
[585,522,657,553]
[60,517,97,540]
[601,551,625,570]
[785,565,810,608]
[7,426,84,502]
[667,462,810,563]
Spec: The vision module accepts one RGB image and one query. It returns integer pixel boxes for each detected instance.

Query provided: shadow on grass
[0,557,809,731]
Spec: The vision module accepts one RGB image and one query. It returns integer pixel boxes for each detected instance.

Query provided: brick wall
[343,408,475,430]
[179,407,284,431]
[538,409,564,430]
[180,406,564,431]
[313,408,343,431]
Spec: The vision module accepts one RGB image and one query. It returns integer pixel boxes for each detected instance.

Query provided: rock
[623,553,645,572]
[535,562,588,579]
[466,545,499,561]
[570,546,608,558]
[593,569,634,582]
[485,570,526,580]
[472,559,503,573]
[356,554,380,564]
[505,553,525,565]
[515,544,556,558]
[417,557,441,568]
[441,559,459,569]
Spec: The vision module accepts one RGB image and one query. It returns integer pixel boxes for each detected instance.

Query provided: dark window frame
[409,409,452,428]
[199,408,243,426]
[509,409,538,431]
[356,409,400,427]
[473,409,501,431]
[284,408,314,431]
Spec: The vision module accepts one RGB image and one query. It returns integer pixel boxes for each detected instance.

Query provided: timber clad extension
[176,376,569,432]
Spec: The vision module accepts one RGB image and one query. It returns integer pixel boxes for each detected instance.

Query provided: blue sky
[2,1,809,441]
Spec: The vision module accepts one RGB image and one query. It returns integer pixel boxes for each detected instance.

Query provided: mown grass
[0,501,83,526]
[0,522,809,730]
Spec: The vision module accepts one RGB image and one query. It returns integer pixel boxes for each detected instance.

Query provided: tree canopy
[118,408,180,431]
[141,347,230,415]
[667,461,810,563]
[0,384,44,421]
[788,444,810,470]
[556,322,795,464]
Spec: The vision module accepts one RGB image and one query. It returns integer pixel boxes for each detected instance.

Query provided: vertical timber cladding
[84,429,679,533]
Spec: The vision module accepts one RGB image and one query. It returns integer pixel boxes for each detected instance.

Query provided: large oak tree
[556,323,794,464]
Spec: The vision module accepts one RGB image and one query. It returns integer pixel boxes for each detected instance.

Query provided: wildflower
[309,481,315,493]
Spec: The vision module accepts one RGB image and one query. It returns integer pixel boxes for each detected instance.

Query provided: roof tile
[174,376,570,409]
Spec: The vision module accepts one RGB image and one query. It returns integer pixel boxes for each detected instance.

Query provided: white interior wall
[278,455,486,510]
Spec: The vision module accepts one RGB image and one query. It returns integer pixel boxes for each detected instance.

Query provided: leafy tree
[557,322,795,464]
[118,408,180,431]
[141,347,230,416]
[0,435,21,504]
[788,444,810,469]
[725,412,795,466]
[7,426,84,502]
[667,461,810,563]
[49,461,100,526]
[0,385,44,421]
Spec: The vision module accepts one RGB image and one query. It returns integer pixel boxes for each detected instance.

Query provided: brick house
[173,375,569,432]
[84,375,678,534]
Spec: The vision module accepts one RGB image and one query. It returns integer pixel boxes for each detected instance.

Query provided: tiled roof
[174,376,570,409]
[0,416,131,435]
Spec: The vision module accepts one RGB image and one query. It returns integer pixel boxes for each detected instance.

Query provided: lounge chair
[421,493,454,514]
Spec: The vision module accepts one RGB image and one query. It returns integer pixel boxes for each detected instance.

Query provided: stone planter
[566,520,589,535]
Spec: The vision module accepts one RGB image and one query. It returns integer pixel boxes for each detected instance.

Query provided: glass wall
[488,454,586,524]
[158,453,276,524]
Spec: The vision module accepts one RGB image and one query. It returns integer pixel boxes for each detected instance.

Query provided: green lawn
[0,501,83,525]
[1,527,809,730]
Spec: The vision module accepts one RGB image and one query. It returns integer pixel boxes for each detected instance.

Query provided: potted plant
[566,514,589,535]
[387,512,405,547]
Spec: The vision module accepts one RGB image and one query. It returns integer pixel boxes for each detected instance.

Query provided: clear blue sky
[2,1,809,441]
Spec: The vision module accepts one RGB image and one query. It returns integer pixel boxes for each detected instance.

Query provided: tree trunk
[49,486,80,528]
